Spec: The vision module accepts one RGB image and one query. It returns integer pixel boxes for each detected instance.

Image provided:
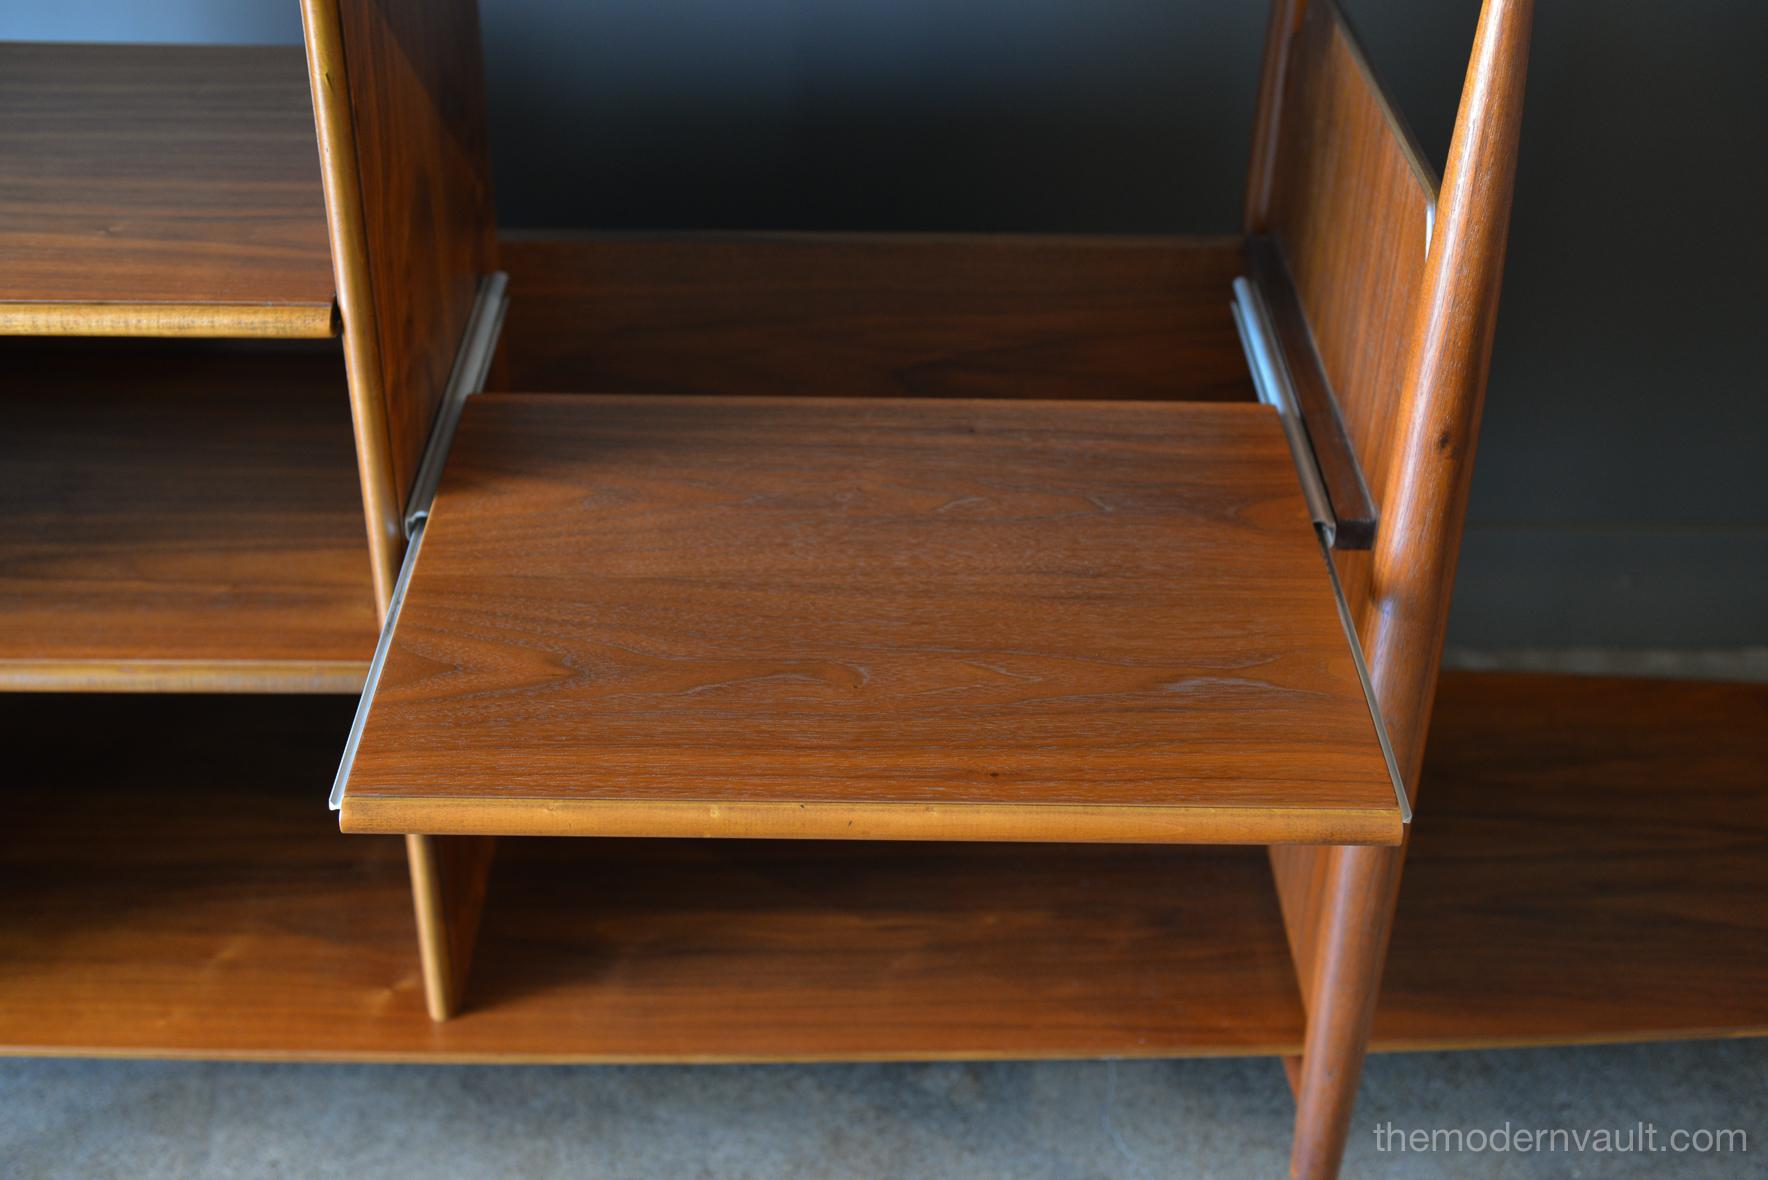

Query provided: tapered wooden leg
[1288,843,1405,1180]
[406,834,497,1021]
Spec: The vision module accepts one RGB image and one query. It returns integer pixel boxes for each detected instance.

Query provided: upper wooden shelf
[0,338,376,692]
[339,393,1400,845]
[0,43,335,339]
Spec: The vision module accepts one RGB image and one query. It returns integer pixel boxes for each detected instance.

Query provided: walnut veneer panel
[0,339,375,691]
[1265,2,1437,520]
[1375,672,1768,1049]
[0,44,334,338]
[317,0,498,511]
[342,394,1399,844]
[497,235,1257,403]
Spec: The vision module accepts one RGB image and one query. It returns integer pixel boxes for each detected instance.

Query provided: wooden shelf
[0,43,334,339]
[0,693,1306,1062]
[497,235,1257,402]
[341,393,1400,846]
[3,673,1762,1061]
[1376,672,1768,1049]
[0,338,375,692]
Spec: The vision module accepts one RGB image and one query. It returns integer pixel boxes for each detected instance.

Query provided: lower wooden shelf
[2,673,1763,1061]
[1,694,1303,1060]
[1377,671,1768,1049]
[0,338,376,692]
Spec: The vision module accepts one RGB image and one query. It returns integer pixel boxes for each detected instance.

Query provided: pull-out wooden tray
[336,393,1401,845]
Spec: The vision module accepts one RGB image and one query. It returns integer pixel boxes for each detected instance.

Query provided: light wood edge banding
[342,797,1404,847]
[0,302,337,339]
[0,659,368,694]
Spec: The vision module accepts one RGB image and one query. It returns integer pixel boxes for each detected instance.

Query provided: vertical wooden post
[1288,844,1406,1177]
[1361,0,1534,775]
[1288,1,1533,1176]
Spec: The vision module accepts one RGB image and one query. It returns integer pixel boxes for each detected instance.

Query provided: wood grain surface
[1378,671,1768,1047]
[0,692,1306,1061]
[497,235,1257,403]
[0,43,334,338]
[1264,1,1437,526]
[3,673,1760,1060]
[304,0,498,525]
[0,339,375,690]
[1244,0,1310,234]
[341,394,1398,844]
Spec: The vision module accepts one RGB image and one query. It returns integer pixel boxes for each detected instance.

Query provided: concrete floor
[4,1040,1762,1178]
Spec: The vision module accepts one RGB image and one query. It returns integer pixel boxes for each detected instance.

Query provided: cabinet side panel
[313,0,497,520]
[302,0,500,1025]
[1266,0,1436,525]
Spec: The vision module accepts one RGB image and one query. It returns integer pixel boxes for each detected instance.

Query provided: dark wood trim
[1245,236,1378,548]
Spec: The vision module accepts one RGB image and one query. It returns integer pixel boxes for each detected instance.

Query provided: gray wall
[9,1,1764,651]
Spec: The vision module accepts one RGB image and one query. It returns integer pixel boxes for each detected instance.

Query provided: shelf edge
[0,301,337,340]
[340,795,1404,846]
[0,659,368,695]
